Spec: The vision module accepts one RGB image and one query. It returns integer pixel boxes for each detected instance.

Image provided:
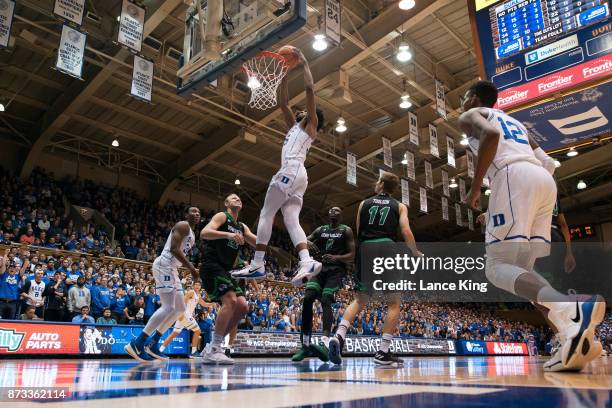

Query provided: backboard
[176,0,306,96]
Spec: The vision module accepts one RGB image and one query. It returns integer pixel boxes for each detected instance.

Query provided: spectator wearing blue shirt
[197,310,214,349]
[143,286,160,324]
[65,234,79,251]
[0,252,26,319]
[111,287,130,324]
[91,277,112,319]
[66,263,82,286]
[72,306,95,324]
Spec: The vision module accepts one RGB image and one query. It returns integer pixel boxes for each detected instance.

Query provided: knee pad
[485,258,524,295]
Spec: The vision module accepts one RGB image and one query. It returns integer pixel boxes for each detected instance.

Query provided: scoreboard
[469,0,612,109]
[492,0,609,59]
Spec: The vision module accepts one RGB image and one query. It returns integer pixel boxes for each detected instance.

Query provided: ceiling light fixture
[234,178,241,185]
[312,34,328,51]
[111,139,119,147]
[396,42,412,62]
[335,117,347,133]
[577,180,586,190]
[566,147,578,157]
[460,133,468,146]
[449,178,458,188]
[398,0,416,10]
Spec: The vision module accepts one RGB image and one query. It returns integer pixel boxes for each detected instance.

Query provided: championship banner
[401,178,410,207]
[408,112,419,146]
[442,169,450,197]
[55,24,86,79]
[346,152,357,186]
[0,322,80,354]
[467,151,475,179]
[442,196,449,221]
[419,187,427,213]
[0,0,15,49]
[455,203,462,226]
[118,0,145,53]
[424,160,433,189]
[324,0,341,45]
[131,55,154,102]
[446,136,455,168]
[435,79,447,120]
[467,208,474,231]
[382,137,392,168]
[459,178,466,203]
[231,331,455,356]
[429,124,439,158]
[53,0,86,26]
[405,150,415,181]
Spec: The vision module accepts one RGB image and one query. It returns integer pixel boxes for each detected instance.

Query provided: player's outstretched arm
[201,212,245,245]
[399,204,421,256]
[170,221,197,278]
[298,50,318,139]
[459,108,500,208]
[279,76,295,129]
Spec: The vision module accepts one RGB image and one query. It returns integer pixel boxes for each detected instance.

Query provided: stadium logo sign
[537,74,574,93]
[582,59,612,79]
[498,90,529,107]
[490,342,526,355]
[465,341,485,354]
[0,328,26,352]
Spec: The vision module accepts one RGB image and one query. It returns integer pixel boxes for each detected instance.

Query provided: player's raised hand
[296,49,307,65]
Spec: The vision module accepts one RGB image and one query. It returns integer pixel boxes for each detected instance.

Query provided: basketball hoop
[241,51,288,110]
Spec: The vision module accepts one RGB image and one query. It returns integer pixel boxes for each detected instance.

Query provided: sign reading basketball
[0,0,15,49]
[0,323,80,354]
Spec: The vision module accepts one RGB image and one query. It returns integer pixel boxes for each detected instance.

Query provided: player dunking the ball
[234,47,324,286]
[125,207,200,361]
[460,80,604,372]
[328,172,422,366]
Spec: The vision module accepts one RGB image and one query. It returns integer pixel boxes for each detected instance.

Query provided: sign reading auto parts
[0,322,80,354]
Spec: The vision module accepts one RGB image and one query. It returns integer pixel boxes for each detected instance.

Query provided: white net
[242,52,289,110]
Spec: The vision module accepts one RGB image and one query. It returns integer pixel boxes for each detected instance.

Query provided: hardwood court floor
[1,356,610,407]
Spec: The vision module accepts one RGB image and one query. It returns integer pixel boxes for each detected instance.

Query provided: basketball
[278,45,300,69]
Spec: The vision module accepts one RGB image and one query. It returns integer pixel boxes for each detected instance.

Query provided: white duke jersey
[159,224,195,269]
[467,108,541,180]
[281,123,312,164]
[185,289,200,318]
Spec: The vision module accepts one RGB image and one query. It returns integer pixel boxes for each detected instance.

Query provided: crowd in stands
[1,167,610,355]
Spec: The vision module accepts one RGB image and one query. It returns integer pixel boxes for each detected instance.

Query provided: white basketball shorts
[173,315,199,332]
[485,160,557,259]
[269,160,308,201]
[153,256,182,294]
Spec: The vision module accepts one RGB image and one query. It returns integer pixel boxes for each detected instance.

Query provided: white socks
[253,251,265,265]
[298,249,310,262]
[336,318,350,340]
[380,333,393,353]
